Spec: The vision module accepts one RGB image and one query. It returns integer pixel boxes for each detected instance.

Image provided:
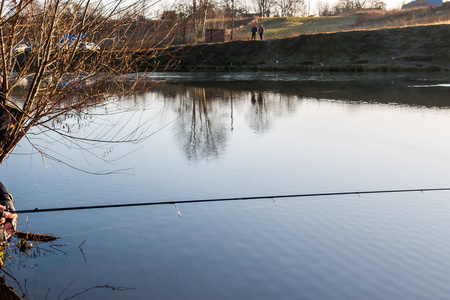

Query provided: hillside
[227,4,450,40]
[147,23,450,72]
[230,15,357,40]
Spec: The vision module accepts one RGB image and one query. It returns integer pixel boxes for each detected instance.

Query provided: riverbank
[146,23,450,72]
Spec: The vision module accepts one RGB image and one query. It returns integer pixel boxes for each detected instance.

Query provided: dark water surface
[2,72,450,299]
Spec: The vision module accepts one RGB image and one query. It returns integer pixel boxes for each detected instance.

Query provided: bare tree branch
[0,0,176,166]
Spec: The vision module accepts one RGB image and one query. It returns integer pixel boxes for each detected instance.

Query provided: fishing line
[14,187,450,214]
[60,200,279,238]
[59,215,180,238]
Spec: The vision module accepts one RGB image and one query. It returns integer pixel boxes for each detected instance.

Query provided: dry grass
[229,15,357,40]
[215,5,450,42]
[354,6,450,29]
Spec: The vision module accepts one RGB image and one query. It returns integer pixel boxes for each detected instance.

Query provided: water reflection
[250,92,270,133]
[139,73,450,162]
[162,85,304,161]
[4,72,450,299]
[0,237,63,299]
[151,72,450,108]
[172,87,228,160]
[0,274,20,299]
[5,72,450,165]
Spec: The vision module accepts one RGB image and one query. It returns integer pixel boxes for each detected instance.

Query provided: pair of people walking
[251,24,265,40]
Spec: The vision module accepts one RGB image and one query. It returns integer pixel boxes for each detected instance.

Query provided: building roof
[402,0,443,9]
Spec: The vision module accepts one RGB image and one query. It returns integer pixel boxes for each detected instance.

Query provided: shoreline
[147,24,450,73]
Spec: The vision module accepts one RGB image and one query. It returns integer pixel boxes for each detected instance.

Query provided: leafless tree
[277,0,305,17]
[254,0,276,17]
[194,0,210,38]
[166,0,211,43]
[316,0,332,16]
[0,0,174,166]
[333,0,386,14]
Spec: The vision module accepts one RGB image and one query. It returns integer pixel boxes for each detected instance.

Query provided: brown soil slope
[149,24,450,71]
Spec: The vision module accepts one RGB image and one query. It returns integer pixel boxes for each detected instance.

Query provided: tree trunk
[0,104,24,164]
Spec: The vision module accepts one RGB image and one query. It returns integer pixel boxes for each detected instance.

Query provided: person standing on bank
[258,24,265,40]
[251,24,257,40]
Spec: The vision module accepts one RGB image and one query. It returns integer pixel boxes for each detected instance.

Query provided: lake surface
[2,72,450,299]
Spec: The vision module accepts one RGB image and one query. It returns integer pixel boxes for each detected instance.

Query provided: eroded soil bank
[144,24,450,72]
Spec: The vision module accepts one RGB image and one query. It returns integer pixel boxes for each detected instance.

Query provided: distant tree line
[163,0,387,27]
[167,0,307,20]
[316,0,386,16]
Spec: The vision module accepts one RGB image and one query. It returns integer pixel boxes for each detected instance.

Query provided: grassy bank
[144,23,450,72]
[232,15,358,40]
[224,5,450,41]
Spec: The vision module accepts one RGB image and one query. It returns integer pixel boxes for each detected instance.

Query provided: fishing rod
[14,187,450,214]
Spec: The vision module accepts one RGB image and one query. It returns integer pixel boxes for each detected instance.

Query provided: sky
[307,0,409,14]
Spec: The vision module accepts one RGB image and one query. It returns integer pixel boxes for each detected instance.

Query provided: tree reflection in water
[2,73,450,298]
[158,84,301,161]
[249,91,270,133]
[174,87,228,161]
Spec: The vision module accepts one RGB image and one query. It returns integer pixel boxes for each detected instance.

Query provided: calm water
[2,72,450,299]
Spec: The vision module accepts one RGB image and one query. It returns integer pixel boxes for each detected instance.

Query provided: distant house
[402,0,443,9]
